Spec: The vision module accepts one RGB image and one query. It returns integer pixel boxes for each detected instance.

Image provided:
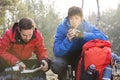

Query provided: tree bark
[96,0,100,27]
[81,0,84,9]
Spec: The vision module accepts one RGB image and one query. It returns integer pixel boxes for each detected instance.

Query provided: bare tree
[96,0,100,27]
[81,0,84,9]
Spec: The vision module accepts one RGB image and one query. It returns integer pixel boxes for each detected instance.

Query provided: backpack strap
[81,52,85,80]
[76,52,85,80]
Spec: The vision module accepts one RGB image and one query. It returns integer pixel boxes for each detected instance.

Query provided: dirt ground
[46,70,58,80]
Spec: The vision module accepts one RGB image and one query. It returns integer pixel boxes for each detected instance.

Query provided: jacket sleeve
[112,53,120,63]
[82,20,108,41]
[33,31,48,61]
[53,24,72,57]
[0,30,19,65]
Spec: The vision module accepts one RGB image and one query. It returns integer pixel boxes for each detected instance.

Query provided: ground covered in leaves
[46,70,58,80]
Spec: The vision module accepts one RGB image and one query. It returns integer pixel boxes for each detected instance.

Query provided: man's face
[19,28,34,43]
[69,15,82,28]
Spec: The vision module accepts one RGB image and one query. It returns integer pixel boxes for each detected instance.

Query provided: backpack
[76,39,112,80]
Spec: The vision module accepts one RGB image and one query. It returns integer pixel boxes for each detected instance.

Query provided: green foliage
[0,0,12,6]
[0,11,5,25]
[0,0,19,34]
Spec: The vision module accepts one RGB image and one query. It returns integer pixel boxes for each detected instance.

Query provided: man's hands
[40,60,49,71]
[67,28,76,41]
[15,60,49,72]
[67,28,83,41]
[16,61,26,71]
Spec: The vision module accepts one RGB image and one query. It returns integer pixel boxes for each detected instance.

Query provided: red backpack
[76,39,112,80]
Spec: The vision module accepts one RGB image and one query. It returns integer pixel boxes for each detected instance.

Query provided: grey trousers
[51,57,67,80]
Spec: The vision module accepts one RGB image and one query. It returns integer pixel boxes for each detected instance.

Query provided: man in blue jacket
[51,6,108,80]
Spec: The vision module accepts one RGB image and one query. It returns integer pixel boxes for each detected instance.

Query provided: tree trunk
[81,0,84,9]
[96,0,100,27]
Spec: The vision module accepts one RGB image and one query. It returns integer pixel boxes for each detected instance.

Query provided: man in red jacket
[0,17,49,78]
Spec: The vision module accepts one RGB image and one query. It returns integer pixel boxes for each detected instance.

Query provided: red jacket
[0,28,48,65]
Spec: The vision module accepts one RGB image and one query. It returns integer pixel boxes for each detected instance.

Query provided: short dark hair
[68,6,83,18]
[18,17,36,30]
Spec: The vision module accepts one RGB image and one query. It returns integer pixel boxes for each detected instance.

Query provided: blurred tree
[88,12,97,25]
[29,0,61,58]
[96,0,100,27]
[81,0,84,9]
[0,0,19,35]
[0,0,12,25]
[88,2,120,55]
[100,4,120,55]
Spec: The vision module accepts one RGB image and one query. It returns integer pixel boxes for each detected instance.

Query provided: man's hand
[40,60,48,71]
[16,61,26,71]
[67,28,76,41]
[74,30,83,38]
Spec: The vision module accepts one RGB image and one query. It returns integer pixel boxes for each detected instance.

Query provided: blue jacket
[53,17,108,57]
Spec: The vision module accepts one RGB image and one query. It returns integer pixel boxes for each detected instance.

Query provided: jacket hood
[62,17,71,28]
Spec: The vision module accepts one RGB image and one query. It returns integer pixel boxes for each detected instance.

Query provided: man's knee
[0,58,10,72]
[50,57,67,74]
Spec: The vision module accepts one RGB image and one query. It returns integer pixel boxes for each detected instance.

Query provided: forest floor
[46,70,58,80]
